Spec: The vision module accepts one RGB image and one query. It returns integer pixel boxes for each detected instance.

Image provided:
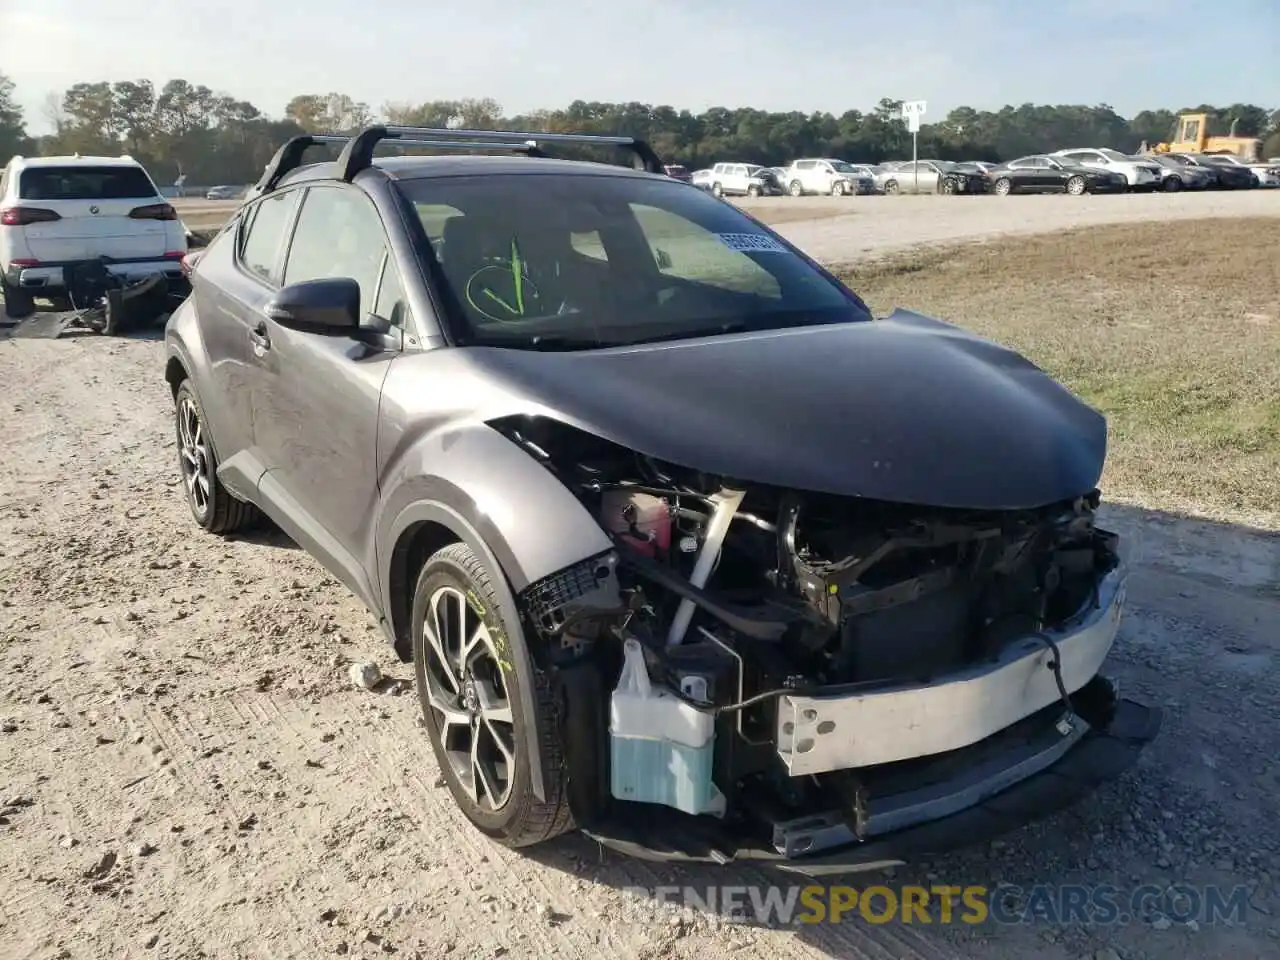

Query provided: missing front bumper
[582,695,1160,875]
[775,569,1126,774]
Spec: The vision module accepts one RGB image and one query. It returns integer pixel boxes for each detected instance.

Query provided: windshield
[399,173,871,350]
[829,161,856,173]
[1202,155,1236,165]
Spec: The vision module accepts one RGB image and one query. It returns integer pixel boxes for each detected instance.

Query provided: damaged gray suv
[164,124,1160,872]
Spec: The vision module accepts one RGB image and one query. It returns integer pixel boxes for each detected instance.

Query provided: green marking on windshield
[510,237,525,313]
[482,287,517,313]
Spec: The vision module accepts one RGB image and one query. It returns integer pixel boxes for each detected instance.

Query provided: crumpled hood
[454,310,1107,510]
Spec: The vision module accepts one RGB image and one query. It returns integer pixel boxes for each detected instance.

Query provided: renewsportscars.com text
[616,883,1251,927]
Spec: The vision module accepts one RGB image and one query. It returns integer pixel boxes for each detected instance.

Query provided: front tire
[883,180,900,195]
[173,380,258,533]
[413,542,575,848]
[831,180,846,196]
[710,182,723,198]
[993,177,1012,196]
[746,184,760,198]
[789,180,804,197]
[1163,176,1182,193]
[939,177,956,195]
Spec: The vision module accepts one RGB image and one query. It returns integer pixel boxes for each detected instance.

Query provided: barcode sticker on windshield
[717,233,788,253]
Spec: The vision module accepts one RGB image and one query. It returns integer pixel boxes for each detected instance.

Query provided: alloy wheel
[177,396,212,518]
[421,585,517,812]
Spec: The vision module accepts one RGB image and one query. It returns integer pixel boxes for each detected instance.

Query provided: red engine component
[599,490,672,556]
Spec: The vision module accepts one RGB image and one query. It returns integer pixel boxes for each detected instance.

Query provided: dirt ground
[3,207,1280,960]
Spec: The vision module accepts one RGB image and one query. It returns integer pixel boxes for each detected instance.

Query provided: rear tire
[789,180,804,197]
[1066,176,1087,196]
[883,180,900,195]
[939,177,956,195]
[1,276,35,319]
[412,542,576,848]
[711,182,723,198]
[173,380,259,534]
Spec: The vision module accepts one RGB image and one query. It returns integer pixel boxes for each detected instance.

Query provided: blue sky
[2,0,1276,133]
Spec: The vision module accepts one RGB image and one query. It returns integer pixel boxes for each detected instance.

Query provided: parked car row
[680,148,1279,199]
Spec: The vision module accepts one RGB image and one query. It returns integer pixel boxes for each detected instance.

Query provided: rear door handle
[248,320,271,352]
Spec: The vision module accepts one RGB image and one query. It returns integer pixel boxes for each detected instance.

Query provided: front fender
[376,424,614,805]
[377,423,613,594]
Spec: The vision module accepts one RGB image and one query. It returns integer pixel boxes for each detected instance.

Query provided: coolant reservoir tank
[599,490,672,556]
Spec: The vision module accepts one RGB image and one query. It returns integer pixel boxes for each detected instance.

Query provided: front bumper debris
[776,569,1125,774]
[583,696,1161,876]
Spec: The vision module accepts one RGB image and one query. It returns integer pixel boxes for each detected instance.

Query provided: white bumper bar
[775,569,1126,775]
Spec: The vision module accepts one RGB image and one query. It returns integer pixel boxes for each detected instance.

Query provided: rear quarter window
[18,166,158,201]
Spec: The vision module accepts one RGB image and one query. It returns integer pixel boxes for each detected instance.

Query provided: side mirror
[266,277,361,334]
[655,248,673,270]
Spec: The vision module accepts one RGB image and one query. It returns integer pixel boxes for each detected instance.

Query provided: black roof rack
[251,124,665,197]
[249,131,550,197]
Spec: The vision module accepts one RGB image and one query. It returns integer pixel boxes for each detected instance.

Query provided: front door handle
[249,320,271,353]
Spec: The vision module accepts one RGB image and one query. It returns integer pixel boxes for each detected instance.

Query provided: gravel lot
[3,197,1279,960]
[739,190,1280,263]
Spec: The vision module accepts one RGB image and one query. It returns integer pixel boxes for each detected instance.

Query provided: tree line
[2,72,1277,187]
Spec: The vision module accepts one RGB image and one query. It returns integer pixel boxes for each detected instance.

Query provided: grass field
[838,217,1280,519]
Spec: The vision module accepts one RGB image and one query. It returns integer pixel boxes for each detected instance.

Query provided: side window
[239,190,299,284]
[283,185,387,316]
[795,160,815,171]
[713,164,726,175]
[631,203,780,299]
[373,255,410,328]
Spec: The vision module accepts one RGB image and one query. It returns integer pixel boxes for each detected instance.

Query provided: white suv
[783,159,867,196]
[1,155,187,317]
[1049,148,1163,192]
[704,162,782,198]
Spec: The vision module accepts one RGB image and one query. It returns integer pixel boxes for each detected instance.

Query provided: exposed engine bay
[497,416,1129,858]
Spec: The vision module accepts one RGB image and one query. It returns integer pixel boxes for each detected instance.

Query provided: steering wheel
[462,237,578,324]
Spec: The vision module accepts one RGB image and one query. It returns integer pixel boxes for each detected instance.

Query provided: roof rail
[251,131,550,197]
[250,124,664,197]
[336,124,665,181]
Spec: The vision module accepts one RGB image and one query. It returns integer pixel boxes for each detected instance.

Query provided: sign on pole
[901,101,926,191]
[901,100,927,132]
